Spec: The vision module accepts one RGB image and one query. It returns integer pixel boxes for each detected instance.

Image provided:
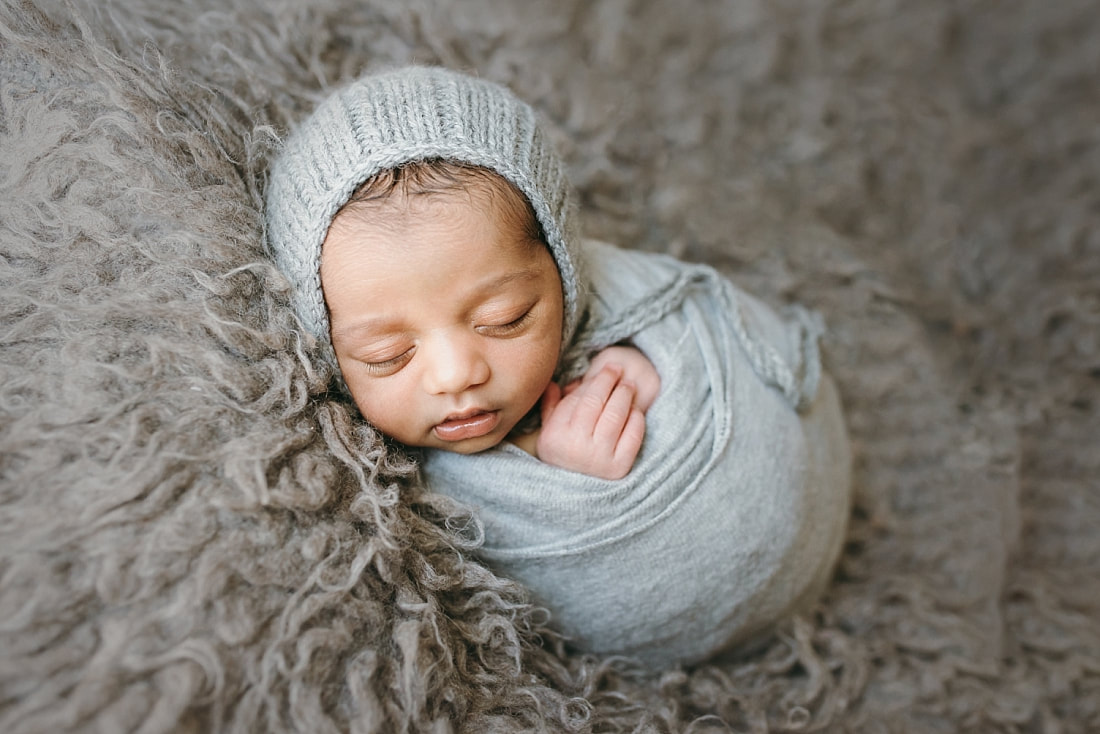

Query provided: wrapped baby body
[423,240,852,668]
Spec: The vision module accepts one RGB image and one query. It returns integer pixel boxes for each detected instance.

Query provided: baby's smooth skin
[320,170,659,480]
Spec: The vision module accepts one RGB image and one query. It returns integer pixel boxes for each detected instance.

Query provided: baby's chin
[431,427,536,457]
[428,433,506,455]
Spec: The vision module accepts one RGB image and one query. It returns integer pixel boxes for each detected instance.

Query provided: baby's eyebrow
[331,316,404,341]
[472,268,543,294]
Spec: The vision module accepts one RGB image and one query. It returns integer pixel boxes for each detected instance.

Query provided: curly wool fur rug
[2,1,1098,731]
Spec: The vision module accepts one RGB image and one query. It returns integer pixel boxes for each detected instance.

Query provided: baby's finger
[593,380,636,445]
[572,364,623,429]
[612,407,646,469]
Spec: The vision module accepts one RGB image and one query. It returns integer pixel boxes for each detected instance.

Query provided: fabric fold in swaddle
[423,240,851,668]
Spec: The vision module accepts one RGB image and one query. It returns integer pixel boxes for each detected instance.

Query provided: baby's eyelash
[363,349,413,376]
[481,308,534,336]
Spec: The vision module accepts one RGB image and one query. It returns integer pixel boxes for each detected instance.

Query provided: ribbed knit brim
[264,66,584,364]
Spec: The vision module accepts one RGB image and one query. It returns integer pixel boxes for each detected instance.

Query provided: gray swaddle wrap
[423,240,852,668]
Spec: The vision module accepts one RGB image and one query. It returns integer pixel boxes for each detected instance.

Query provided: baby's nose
[422,333,490,395]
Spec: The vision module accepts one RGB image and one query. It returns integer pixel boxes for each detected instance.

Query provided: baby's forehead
[319,173,561,309]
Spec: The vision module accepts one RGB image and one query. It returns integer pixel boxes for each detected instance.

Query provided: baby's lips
[432,410,500,441]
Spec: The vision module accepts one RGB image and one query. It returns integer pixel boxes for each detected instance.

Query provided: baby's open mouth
[433,410,500,441]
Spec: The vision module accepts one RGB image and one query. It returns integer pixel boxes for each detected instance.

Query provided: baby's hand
[536,364,645,480]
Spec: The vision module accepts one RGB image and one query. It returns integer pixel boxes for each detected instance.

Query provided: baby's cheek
[507,332,557,390]
[345,376,398,432]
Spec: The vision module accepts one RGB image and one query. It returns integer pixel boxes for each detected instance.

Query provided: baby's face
[320,181,563,454]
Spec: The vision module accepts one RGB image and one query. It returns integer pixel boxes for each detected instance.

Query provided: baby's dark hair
[337,159,545,245]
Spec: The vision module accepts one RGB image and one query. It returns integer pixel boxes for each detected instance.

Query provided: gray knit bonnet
[264,66,584,368]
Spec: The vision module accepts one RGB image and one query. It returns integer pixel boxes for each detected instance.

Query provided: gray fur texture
[1,0,1097,732]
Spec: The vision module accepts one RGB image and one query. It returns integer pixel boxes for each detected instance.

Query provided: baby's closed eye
[475,305,535,337]
[360,346,415,376]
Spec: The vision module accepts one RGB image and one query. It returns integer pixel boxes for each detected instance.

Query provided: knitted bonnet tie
[263,66,585,366]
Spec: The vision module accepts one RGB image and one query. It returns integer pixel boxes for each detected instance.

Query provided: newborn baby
[265,65,852,668]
